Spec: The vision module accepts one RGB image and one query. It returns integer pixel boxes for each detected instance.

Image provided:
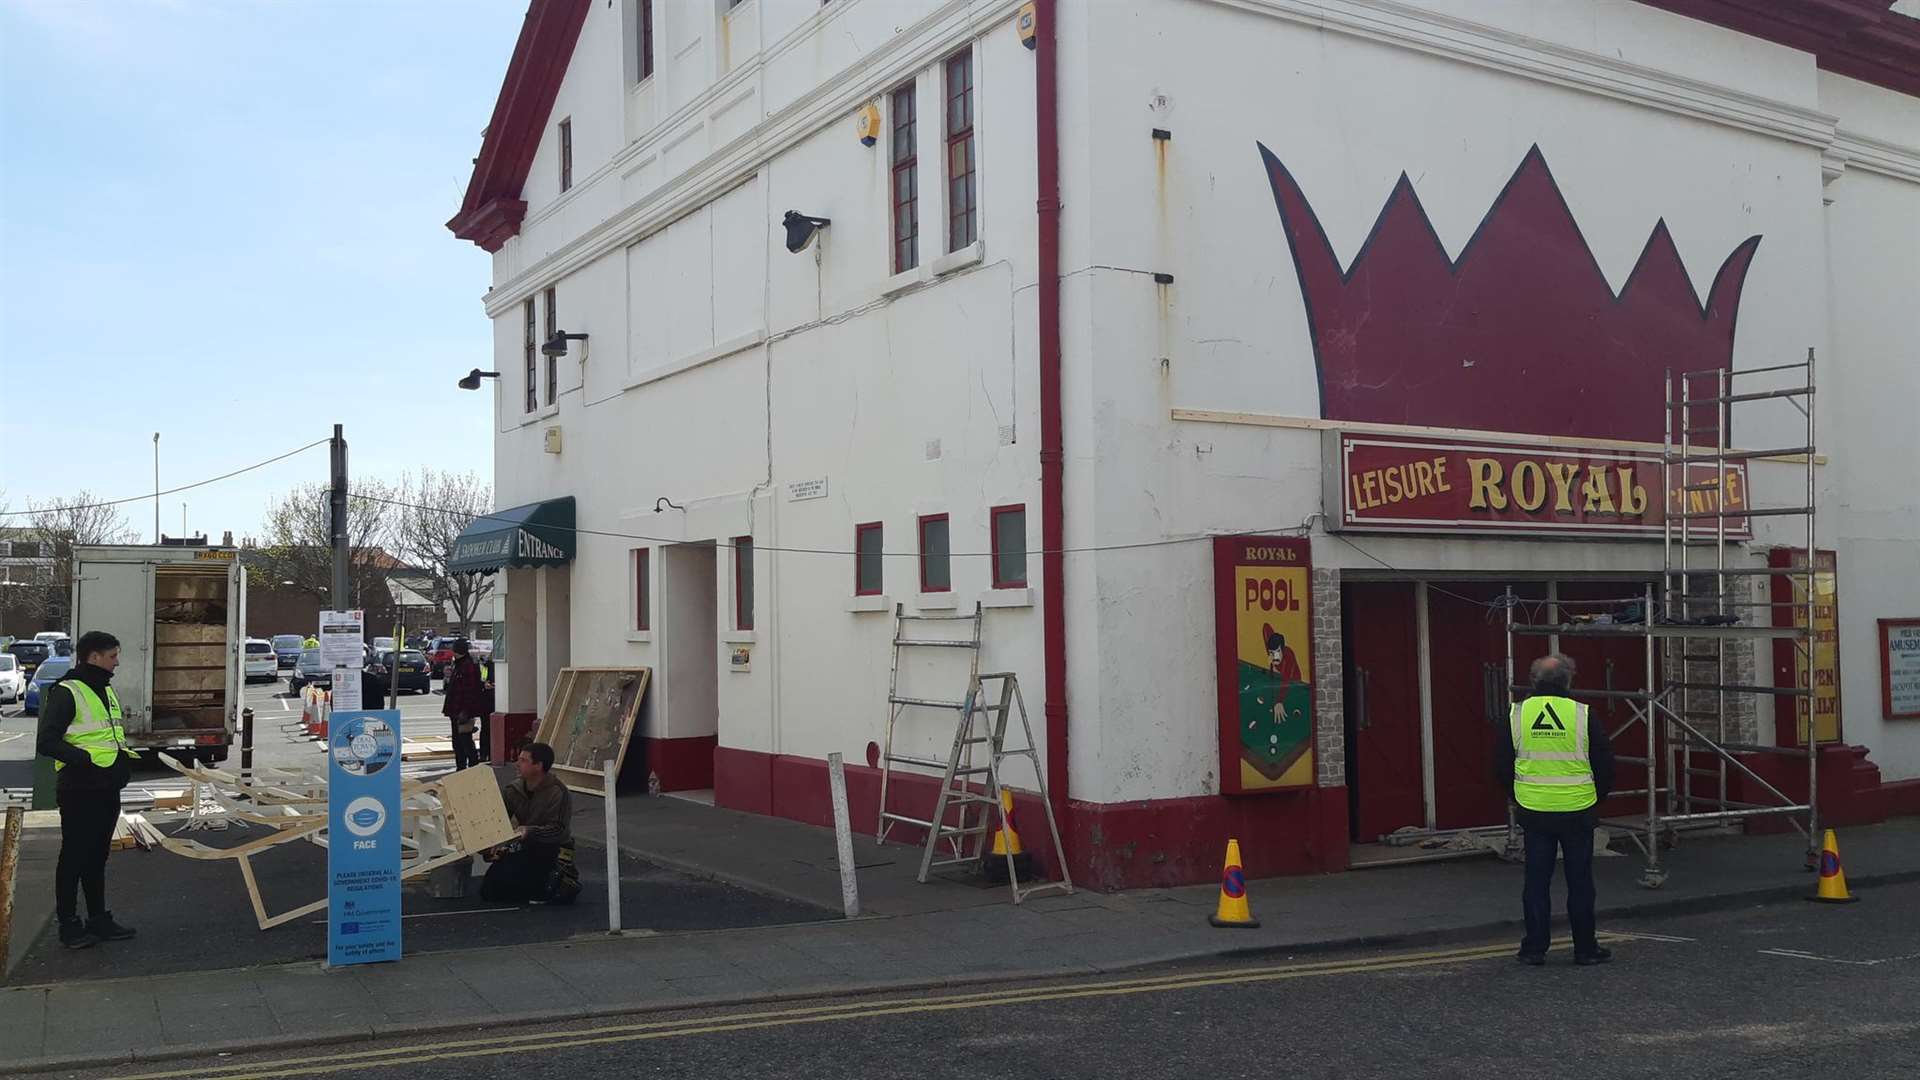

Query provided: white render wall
[477,0,1920,805]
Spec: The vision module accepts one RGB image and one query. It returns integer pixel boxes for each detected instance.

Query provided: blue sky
[0,0,524,540]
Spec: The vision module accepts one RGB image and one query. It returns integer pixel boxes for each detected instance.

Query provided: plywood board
[533,667,650,796]
[435,765,518,853]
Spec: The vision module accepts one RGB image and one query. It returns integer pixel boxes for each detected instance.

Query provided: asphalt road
[68,884,1920,1080]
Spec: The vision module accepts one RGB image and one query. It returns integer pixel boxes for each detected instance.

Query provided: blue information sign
[327,710,403,966]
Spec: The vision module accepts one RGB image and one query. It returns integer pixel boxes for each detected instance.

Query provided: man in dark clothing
[481,742,577,904]
[1496,653,1617,967]
[35,630,138,950]
[441,640,484,770]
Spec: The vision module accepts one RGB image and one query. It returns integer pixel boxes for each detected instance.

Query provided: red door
[1345,582,1424,840]
[1426,582,1548,828]
[1554,580,1656,819]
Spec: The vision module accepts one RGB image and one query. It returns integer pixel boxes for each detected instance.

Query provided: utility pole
[152,433,160,544]
[330,425,350,611]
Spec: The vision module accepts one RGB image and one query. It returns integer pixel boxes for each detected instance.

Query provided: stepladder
[876,603,1073,903]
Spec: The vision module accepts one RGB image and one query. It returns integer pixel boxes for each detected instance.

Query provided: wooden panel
[532,667,651,796]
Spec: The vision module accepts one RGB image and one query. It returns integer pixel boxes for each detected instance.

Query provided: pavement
[5,757,1919,1076]
[54,885,1920,1079]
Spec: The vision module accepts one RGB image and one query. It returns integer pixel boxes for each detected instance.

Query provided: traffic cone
[982,787,1035,884]
[1807,829,1859,904]
[1208,838,1260,928]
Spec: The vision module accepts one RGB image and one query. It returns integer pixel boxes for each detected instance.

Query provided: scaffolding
[1506,350,1819,888]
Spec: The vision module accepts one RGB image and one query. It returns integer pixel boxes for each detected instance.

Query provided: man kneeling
[481,742,580,904]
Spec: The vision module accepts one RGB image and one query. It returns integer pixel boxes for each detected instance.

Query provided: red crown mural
[1260,144,1760,444]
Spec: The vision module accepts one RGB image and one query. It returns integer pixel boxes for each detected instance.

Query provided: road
[68,884,1920,1080]
[0,670,457,799]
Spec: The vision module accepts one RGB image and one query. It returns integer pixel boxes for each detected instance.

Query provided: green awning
[448,496,576,573]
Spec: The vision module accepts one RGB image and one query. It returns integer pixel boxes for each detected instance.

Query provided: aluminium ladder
[875,603,1073,902]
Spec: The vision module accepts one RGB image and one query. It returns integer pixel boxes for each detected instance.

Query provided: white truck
[71,544,246,765]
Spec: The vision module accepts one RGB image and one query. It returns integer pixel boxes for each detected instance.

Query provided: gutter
[1033,0,1071,868]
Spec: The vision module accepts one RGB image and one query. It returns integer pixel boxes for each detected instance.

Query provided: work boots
[87,912,137,942]
[58,918,99,950]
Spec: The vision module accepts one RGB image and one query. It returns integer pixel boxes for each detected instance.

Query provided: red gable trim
[1636,0,1920,98]
[447,0,592,252]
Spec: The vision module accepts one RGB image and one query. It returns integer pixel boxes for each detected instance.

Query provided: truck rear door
[72,557,155,732]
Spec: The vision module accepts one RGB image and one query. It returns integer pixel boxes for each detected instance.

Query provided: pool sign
[328,710,402,966]
[1214,536,1316,793]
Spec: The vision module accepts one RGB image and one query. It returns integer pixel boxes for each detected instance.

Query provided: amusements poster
[1214,536,1315,793]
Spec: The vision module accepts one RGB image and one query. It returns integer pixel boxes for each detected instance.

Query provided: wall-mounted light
[457,368,500,390]
[782,211,832,253]
[653,497,684,514]
[542,330,589,358]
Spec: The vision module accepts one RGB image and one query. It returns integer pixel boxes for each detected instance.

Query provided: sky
[0,0,525,542]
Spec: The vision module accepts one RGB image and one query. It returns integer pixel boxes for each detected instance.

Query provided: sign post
[320,609,365,711]
[328,709,403,966]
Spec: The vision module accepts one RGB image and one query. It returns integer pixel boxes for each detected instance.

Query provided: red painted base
[488,711,537,762]
[1731,743,1887,834]
[714,745,1348,889]
[641,735,717,792]
[1880,778,1920,819]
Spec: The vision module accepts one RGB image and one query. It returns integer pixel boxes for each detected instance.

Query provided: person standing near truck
[35,630,138,950]
[442,639,485,770]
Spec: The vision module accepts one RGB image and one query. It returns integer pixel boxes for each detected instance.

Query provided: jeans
[450,718,479,771]
[480,841,560,903]
[55,787,120,922]
[1520,809,1598,957]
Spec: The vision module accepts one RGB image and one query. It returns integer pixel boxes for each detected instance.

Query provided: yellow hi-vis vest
[1509,695,1597,813]
[55,680,128,770]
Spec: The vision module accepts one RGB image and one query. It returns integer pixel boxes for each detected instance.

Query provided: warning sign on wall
[1214,536,1316,793]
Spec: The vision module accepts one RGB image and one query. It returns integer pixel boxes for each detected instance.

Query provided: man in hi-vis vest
[1498,653,1615,966]
[34,630,137,950]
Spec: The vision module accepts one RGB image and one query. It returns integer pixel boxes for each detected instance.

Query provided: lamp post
[152,433,160,544]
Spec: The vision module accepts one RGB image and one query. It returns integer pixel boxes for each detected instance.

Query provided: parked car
[367,649,431,695]
[425,637,468,679]
[7,640,52,680]
[0,654,24,705]
[23,656,72,715]
[470,638,494,661]
[271,633,306,669]
[288,647,330,692]
[370,636,396,653]
[243,639,278,683]
[32,631,68,643]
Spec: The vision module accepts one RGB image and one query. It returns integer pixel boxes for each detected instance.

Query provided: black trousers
[480,842,559,903]
[450,718,479,771]
[55,788,120,923]
[1520,809,1599,957]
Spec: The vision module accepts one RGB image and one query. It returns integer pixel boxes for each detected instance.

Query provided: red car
[426,637,468,679]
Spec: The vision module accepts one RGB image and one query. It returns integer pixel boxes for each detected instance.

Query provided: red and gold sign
[1214,536,1315,793]
[1327,433,1749,539]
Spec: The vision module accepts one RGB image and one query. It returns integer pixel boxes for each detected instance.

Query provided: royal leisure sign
[1323,431,1750,539]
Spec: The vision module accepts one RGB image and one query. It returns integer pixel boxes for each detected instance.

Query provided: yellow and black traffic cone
[1208,838,1260,928]
[982,787,1035,884]
[1807,829,1859,904]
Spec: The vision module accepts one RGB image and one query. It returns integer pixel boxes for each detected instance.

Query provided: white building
[449,0,1920,888]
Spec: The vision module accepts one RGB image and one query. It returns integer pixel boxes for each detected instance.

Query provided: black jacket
[36,662,134,793]
[1493,695,1616,822]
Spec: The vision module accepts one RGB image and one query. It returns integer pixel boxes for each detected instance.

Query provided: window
[522,299,537,413]
[855,522,884,595]
[890,81,918,273]
[944,48,977,252]
[638,0,654,81]
[734,536,755,630]
[632,548,650,631]
[542,286,558,406]
[991,505,1026,588]
[558,118,573,192]
[918,514,950,592]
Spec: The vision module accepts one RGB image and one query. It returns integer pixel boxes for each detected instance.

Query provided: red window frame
[542,286,558,406]
[638,0,655,81]
[632,548,650,631]
[890,81,918,274]
[917,514,950,593]
[990,504,1027,589]
[522,299,537,413]
[558,118,573,192]
[854,522,884,596]
[734,536,755,630]
[943,48,976,252]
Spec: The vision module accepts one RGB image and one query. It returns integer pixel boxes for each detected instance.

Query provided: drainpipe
[1033,0,1071,869]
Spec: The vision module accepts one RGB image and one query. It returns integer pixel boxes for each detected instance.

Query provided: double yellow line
[117,937,1611,1079]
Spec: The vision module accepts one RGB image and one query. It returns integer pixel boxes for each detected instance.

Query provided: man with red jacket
[441,640,485,770]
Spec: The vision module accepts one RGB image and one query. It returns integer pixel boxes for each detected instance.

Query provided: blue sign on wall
[328,710,402,966]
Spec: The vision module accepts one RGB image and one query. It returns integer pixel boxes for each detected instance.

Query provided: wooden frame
[1880,618,1920,721]
[532,666,651,796]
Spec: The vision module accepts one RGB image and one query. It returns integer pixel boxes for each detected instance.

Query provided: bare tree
[245,480,401,616]
[13,492,137,628]
[393,470,494,637]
